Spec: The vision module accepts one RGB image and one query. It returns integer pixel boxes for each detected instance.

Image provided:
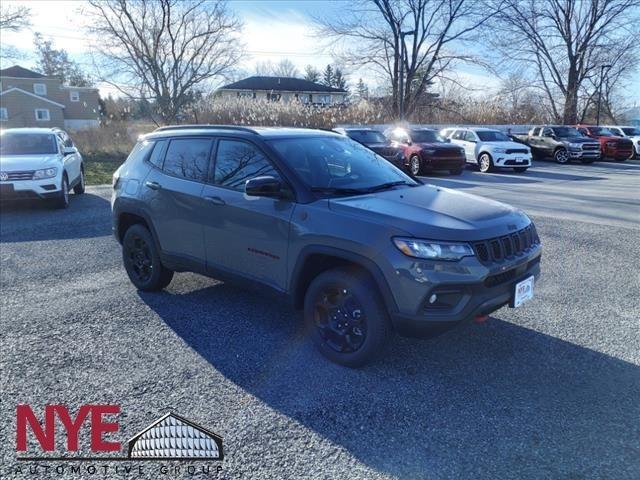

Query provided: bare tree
[85,0,243,124]
[317,0,496,117]
[272,59,299,77]
[490,0,640,124]
[0,4,31,60]
[304,65,320,83]
[254,60,275,75]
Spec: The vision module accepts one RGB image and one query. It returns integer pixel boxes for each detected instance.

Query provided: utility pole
[596,64,612,126]
[398,30,415,121]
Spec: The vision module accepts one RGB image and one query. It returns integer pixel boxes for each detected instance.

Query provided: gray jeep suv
[112,126,541,367]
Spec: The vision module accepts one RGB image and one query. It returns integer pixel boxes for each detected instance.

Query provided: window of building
[162,138,212,181]
[69,91,80,102]
[316,95,331,104]
[33,83,47,95]
[35,109,50,121]
[0,108,7,121]
[267,93,281,102]
[214,140,279,191]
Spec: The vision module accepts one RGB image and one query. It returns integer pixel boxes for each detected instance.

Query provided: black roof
[0,65,46,79]
[220,76,347,93]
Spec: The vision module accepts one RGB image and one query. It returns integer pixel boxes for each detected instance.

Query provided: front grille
[582,143,600,151]
[431,149,462,158]
[484,256,541,287]
[473,224,540,264]
[1,171,34,181]
[505,148,529,154]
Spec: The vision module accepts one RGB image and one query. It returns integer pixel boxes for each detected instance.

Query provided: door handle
[203,195,226,206]
[145,181,161,190]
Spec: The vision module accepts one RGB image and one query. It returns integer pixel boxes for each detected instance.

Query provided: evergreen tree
[322,64,334,87]
[333,68,348,91]
[356,78,369,99]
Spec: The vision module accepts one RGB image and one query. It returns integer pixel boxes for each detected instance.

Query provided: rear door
[201,138,295,291]
[142,137,213,264]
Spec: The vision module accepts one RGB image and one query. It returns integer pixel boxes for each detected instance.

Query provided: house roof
[0,65,47,79]
[0,87,66,107]
[220,76,347,93]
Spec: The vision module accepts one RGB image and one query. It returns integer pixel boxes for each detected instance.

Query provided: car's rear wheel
[409,155,422,176]
[73,166,85,194]
[52,174,69,209]
[553,148,570,164]
[122,224,173,291]
[514,167,528,173]
[304,267,391,367]
[478,153,493,172]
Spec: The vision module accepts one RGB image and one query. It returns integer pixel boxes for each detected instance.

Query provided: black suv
[112,125,541,366]
[333,127,405,169]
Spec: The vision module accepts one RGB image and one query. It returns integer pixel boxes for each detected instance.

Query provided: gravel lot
[1,160,639,479]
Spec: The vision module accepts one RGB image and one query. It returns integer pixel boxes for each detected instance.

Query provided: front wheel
[409,155,422,176]
[52,174,70,209]
[122,224,174,291]
[514,167,528,173]
[73,166,85,194]
[304,268,391,367]
[553,148,570,164]
[478,153,493,173]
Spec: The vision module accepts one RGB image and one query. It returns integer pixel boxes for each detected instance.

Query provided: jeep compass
[112,126,541,367]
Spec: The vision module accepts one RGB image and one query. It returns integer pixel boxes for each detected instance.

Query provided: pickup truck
[575,125,634,161]
[512,126,601,164]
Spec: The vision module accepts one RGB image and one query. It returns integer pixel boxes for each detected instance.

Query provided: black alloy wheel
[313,285,367,354]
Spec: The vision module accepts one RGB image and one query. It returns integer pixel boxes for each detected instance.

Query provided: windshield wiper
[310,187,369,196]
[365,181,418,192]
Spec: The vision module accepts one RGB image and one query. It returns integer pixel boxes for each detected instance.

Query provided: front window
[476,130,510,142]
[588,127,614,136]
[316,95,331,105]
[622,127,640,136]
[35,109,50,121]
[33,83,47,95]
[268,136,417,192]
[410,130,445,143]
[346,130,387,144]
[552,127,583,137]
[70,91,80,102]
[0,132,58,155]
[214,139,280,190]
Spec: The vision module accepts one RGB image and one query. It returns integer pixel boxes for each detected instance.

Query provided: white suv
[446,127,532,173]
[0,128,85,208]
[603,126,640,159]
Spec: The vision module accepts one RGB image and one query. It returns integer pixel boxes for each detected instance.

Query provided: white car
[603,125,640,158]
[0,128,85,208]
[447,127,532,173]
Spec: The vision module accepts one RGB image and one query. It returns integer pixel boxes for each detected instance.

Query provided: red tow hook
[474,314,489,324]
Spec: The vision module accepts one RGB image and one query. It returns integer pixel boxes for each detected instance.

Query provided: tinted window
[214,140,279,190]
[622,127,640,135]
[0,133,58,155]
[148,140,166,168]
[163,138,212,181]
[476,130,510,142]
[410,130,444,143]
[552,127,582,137]
[464,131,477,142]
[347,130,387,144]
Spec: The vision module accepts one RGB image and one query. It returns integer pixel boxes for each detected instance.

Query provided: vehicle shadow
[139,282,640,479]
[0,192,112,243]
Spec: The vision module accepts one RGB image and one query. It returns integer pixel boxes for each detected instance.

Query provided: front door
[201,138,294,291]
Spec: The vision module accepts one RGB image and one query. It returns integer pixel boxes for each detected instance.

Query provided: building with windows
[217,76,347,105]
[0,65,100,130]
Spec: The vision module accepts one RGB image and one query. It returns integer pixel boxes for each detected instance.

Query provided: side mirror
[245,176,288,199]
[63,146,78,156]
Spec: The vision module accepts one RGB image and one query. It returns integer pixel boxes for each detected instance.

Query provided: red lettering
[16,405,55,451]
[54,405,91,451]
[90,405,121,451]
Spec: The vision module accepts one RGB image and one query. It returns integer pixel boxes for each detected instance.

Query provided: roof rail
[153,124,259,134]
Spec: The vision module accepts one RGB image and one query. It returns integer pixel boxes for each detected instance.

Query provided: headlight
[568,143,582,148]
[493,148,507,154]
[606,141,616,146]
[33,167,57,179]
[393,237,475,261]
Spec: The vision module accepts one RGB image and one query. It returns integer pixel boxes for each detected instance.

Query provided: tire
[553,148,570,164]
[409,155,422,176]
[450,168,464,175]
[478,153,493,173]
[52,174,70,209]
[514,167,528,173]
[122,224,173,291]
[303,267,392,367]
[73,166,85,194]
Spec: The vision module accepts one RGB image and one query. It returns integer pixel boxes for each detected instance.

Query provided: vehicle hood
[557,136,598,143]
[328,184,531,241]
[416,142,460,151]
[481,141,529,150]
[365,141,393,148]
[0,154,60,171]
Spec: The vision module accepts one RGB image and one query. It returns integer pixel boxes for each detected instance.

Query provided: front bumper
[421,154,465,171]
[0,178,61,201]
[491,153,532,167]
[568,148,600,160]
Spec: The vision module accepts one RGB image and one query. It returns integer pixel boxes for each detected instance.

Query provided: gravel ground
[1,160,639,479]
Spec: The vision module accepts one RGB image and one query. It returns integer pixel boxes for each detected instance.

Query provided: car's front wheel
[73,166,85,194]
[553,148,570,164]
[52,174,69,209]
[122,224,173,291]
[304,267,391,367]
[478,153,493,172]
[409,155,422,176]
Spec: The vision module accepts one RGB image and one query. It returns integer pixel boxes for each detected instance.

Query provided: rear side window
[125,139,155,164]
[163,138,212,181]
[214,140,279,191]
[452,130,464,140]
[148,140,167,168]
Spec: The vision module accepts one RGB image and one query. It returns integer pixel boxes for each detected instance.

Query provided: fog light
[429,294,437,304]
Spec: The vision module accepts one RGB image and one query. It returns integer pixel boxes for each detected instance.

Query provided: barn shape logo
[128,412,223,460]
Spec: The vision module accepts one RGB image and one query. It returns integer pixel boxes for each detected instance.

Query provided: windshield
[622,127,640,136]
[476,130,510,142]
[410,130,445,143]
[589,127,614,136]
[552,127,583,137]
[268,136,418,192]
[346,130,388,144]
[0,133,58,155]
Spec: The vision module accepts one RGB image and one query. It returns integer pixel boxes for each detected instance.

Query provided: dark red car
[384,127,466,176]
[576,125,634,161]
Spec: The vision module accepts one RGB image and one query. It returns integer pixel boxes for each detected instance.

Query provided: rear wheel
[409,155,422,176]
[514,167,528,173]
[553,148,570,164]
[122,224,173,291]
[478,153,493,173]
[304,267,391,367]
[52,174,69,209]
[73,166,85,194]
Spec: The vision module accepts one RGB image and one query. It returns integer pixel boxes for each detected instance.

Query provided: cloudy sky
[1,0,638,106]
